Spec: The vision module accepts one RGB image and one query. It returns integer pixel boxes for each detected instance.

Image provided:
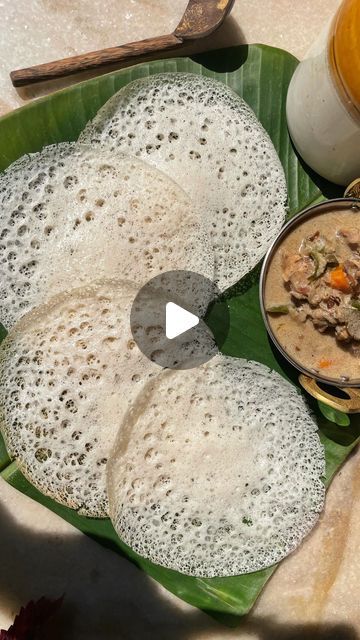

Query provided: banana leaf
[0,45,354,622]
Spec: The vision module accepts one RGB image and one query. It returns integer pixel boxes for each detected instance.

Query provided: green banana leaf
[0,44,355,622]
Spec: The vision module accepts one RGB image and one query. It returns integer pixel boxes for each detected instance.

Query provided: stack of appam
[0,72,325,578]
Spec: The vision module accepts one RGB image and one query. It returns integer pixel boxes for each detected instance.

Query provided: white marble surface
[3,1,360,639]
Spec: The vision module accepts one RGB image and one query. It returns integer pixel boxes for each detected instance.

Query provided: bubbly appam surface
[0,142,213,330]
[108,357,325,577]
[0,281,164,517]
[80,73,287,290]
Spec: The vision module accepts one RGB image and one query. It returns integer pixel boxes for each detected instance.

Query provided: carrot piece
[329,265,352,292]
[318,358,333,369]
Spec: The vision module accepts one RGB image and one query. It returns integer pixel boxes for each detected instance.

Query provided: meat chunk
[340,308,360,340]
[311,307,338,330]
[344,258,360,291]
[281,252,314,297]
[307,283,331,306]
[338,228,360,248]
[290,303,310,323]
[335,324,351,342]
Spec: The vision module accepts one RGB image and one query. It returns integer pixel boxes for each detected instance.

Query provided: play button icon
[130,270,229,370]
[165,303,199,339]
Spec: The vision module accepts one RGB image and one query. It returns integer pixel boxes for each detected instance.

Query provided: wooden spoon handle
[10,33,183,87]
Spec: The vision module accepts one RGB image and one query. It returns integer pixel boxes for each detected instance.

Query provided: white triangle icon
[165,302,199,340]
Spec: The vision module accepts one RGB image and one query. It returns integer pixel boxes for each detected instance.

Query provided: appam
[79,73,287,289]
[0,142,213,330]
[0,281,162,517]
[107,356,325,577]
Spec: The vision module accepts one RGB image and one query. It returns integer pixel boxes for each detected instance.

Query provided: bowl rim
[259,196,360,388]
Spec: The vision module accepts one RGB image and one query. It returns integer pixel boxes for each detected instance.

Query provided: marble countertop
[2,1,359,639]
[0,0,341,115]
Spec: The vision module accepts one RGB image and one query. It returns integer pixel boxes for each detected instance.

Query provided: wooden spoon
[10,0,235,88]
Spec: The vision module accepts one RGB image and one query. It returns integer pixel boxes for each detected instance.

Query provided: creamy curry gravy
[264,208,360,382]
